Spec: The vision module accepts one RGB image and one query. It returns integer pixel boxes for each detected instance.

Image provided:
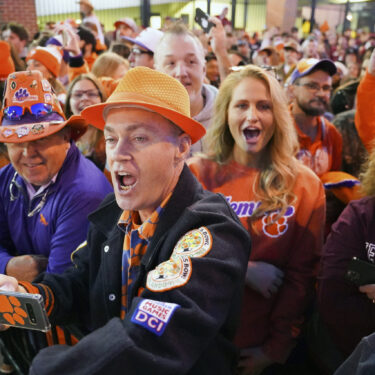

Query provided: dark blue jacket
[0,143,113,274]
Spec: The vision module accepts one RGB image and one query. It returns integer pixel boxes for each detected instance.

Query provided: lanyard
[9,172,49,217]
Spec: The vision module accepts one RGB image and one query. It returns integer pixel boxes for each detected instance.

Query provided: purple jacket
[318,196,375,356]
[0,143,113,274]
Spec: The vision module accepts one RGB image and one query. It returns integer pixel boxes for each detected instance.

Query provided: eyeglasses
[71,90,100,100]
[297,82,332,93]
[130,47,153,56]
[3,103,53,121]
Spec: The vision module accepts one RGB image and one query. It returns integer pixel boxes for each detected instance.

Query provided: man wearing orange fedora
[0,67,250,374]
[0,70,112,282]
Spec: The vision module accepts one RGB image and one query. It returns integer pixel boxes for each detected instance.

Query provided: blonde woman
[188,65,325,374]
[91,51,129,80]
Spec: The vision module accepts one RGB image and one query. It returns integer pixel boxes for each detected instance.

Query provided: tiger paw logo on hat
[14,87,38,103]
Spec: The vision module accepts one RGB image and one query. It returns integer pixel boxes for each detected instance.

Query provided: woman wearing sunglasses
[188,65,325,374]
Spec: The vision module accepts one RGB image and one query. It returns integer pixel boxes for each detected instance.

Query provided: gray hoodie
[191,83,218,154]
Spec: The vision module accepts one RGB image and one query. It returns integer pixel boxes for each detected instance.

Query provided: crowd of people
[0,0,375,374]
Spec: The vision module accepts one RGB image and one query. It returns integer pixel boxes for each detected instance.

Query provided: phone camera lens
[347,270,360,282]
[26,303,37,324]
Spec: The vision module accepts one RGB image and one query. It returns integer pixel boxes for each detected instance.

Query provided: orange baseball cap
[0,70,86,143]
[81,67,206,144]
[321,171,363,204]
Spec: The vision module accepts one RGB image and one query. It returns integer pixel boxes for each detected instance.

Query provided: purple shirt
[0,143,113,274]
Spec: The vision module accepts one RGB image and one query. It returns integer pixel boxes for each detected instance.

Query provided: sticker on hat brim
[16,126,30,138]
[2,128,14,138]
[146,227,212,292]
[131,299,180,336]
[10,81,17,90]
[31,124,45,135]
[1,122,63,141]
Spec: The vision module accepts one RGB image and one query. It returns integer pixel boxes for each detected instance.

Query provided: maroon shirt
[318,196,375,356]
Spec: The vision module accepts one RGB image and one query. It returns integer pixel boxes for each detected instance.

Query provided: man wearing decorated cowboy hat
[0,67,250,374]
[0,70,112,282]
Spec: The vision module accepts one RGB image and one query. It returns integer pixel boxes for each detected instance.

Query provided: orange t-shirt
[355,71,375,153]
[295,116,342,177]
[188,157,325,363]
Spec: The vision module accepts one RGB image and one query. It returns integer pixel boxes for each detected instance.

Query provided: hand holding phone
[345,257,375,286]
[0,291,50,332]
[195,8,215,34]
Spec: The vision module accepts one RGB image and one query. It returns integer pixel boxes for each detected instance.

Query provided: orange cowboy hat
[81,67,206,144]
[0,70,86,143]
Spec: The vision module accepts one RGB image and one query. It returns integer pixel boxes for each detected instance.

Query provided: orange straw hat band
[81,67,206,144]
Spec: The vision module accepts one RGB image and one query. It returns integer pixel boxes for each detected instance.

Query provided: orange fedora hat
[0,70,86,143]
[81,67,206,144]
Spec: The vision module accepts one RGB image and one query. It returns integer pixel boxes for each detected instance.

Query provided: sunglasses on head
[131,47,153,56]
[3,103,53,121]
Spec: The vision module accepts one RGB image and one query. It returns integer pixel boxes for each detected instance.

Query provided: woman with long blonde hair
[188,65,325,374]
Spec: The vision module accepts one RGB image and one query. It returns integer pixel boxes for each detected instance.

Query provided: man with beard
[289,59,342,177]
